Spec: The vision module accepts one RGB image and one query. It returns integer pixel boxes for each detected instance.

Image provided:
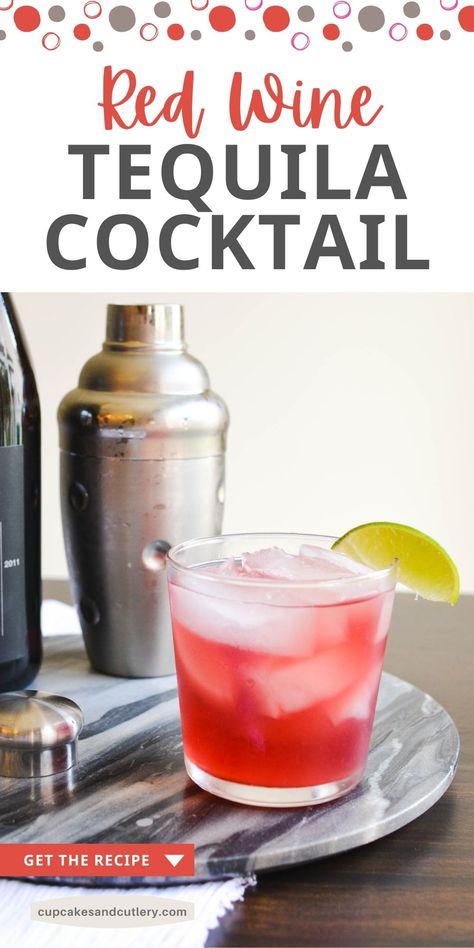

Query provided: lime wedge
[332,522,460,604]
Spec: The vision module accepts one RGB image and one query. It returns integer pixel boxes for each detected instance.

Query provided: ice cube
[240,547,316,580]
[168,582,319,656]
[327,666,382,725]
[251,643,369,718]
[237,546,375,608]
[240,545,371,583]
[199,558,246,578]
[169,582,252,640]
[172,626,235,711]
[299,544,371,577]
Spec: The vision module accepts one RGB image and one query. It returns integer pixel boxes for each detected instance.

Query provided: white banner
[0,1,472,290]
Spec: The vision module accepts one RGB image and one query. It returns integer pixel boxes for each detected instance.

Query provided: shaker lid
[0,691,84,778]
[106,304,185,350]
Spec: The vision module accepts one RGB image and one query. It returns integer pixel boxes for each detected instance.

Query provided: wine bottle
[0,293,41,691]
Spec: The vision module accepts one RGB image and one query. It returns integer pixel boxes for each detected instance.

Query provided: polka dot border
[0,1,472,51]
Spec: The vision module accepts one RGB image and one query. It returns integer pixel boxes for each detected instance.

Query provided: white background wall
[15,293,474,591]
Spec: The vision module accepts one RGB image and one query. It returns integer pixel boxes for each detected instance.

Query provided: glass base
[185,756,364,808]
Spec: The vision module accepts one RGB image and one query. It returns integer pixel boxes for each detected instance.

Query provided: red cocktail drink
[167,535,396,807]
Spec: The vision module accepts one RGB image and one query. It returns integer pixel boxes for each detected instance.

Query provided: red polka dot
[458,5,474,31]
[416,23,433,39]
[74,23,91,40]
[209,6,236,32]
[13,5,41,32]
[263,5,290,32]
[167,23,184,40]
[323,23,340,40]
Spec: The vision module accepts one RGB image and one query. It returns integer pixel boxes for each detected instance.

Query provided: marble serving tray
[0,635,459,886]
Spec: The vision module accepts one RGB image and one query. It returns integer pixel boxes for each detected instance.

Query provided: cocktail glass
[167,534,397,807]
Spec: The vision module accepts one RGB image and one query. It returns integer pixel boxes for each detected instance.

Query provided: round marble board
[0,636,459,886]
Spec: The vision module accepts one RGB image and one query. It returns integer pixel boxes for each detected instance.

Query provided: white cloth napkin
[0,601,255,947]
[0,877,252,948]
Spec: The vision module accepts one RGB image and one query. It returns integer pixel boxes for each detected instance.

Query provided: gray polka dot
[245,29,255,39]
[0,29,6,39]
[154,2,171,16]
[191,29,201,39]
[403,2,420,17]
[298,5,314,21]
[440,28,451,39]
[93,40,104,50]
[136,817,153,827]
[109,5,135,31]
[358,5,385,31]
[49,5,65,21]
[342,40,353,50]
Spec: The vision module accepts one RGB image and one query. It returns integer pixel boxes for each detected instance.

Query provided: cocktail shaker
[58,304,229,677]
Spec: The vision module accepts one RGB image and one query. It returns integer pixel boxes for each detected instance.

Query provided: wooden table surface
[45,583,474,948]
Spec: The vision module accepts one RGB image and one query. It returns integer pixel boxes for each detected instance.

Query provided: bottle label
[0,445,27,663]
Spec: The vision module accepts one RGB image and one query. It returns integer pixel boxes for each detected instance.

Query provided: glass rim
[167,532,398,591]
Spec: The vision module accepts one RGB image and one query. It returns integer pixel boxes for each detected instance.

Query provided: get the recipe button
[0,844,195,878]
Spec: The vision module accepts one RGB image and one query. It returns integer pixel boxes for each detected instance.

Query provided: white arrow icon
[165,854,184,868]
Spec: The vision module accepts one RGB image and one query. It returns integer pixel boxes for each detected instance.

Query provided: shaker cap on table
[0,691,83,778]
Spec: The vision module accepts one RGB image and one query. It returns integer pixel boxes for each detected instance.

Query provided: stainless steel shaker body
[58,304,229,677]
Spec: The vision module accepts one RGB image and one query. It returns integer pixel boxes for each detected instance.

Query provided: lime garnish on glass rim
[332,522,460,604]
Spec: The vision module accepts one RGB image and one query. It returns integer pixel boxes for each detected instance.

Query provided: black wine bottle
[0,293,41,691]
